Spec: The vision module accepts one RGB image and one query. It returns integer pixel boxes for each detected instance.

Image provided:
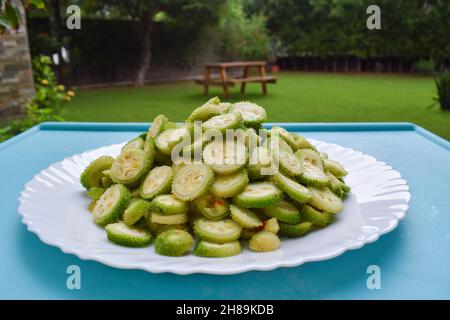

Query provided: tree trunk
[134,11,153,86]
[48,0,64,83]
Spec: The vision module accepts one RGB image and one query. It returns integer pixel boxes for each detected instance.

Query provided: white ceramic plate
[18,139,410,275]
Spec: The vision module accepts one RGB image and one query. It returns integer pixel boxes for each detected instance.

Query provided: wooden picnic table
[195,61,277,97]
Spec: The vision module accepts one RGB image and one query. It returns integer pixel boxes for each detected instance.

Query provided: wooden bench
[195,61,277,97]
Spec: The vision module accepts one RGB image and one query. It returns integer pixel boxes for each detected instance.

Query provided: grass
[62,72,450,140]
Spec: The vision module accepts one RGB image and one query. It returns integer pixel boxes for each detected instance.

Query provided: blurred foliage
[414,59,436,76]
[435,71,450,111]
[0,0,45,33]
[0,56,73,142]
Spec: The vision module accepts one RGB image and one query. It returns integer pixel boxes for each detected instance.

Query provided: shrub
[435,70,450,111]
[414,59,435,76]
[0,56,73,142]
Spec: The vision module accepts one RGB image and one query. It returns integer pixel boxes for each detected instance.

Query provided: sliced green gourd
[308,187,343,214]
[194,240,242,258]
[202,112,242,133]
[203,140,247,175]
[247,147,274,180]
[110,149,150,186]
[93,184,130,226]
[324,159,348,178]
[172,164,214,201]
[105,222,152,247]
[88,200,97,213]
[301,204,334,227]
[150,212,189,225]
[148,114,169,139]
[270,126,297,149]
[240,228,258,240]
[278,151,303,177]
[263,217,280,234]
[146,221,189,235]
[272,172,312,203]
[123,198,151,226]
[155,127,190,156]
[194,218,242,244]
[140,165,173,200]
[122,137,144,152]
[327,172,345,197]
[187,97,222,122]
[192,193,230,221]
[248,231,281,252]
[80,156,115,189]
[339,179,351,193]
[279,221,313,238]
[151,194,189,215]
[230,101,267,126]
[262,200,301,224]
[86,187,105,201]
[101,176,113,188]
[230,204,263,229]
[154,229,194,256]
[296,149,330,187]
[210,170,249,198]
[292,134,316,150]
[233,182,283,208]
[244,128,262,149]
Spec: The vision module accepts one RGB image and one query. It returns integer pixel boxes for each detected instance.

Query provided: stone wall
[0,10,34,117]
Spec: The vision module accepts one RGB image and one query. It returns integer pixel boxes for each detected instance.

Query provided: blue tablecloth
[0,122,449,299]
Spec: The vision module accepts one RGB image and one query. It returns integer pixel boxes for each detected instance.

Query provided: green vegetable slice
[279,221,313,238]
[249,231,281,252]
[263,217,280,234]
[278,151,303,177]
[301,204,334,227]
[187,96,222,122]
[240,228,258,240]
[80,156,115,189]
[230,204,263,229]
[105,222,152,247]
[262,200,301,224]
[194,218,242,244]
[155,127,190,156]
[308,187,343,214]
[172,164,214,201]
[192,193,230,221]
[211,170,249,198]
[202,112,242,133]
[272,172,312,203]
[324,159,348,178]
[296,149,330,186]
[86,187,105,200]
[292,134,316,150]
[110,149,150,186]
[247,147,274,180]
[140,165,173,200]
[93,184,130,226]
[270,126,297,149]
[148,114,169,139]
[194,240,242,257]
[146,222,189,235]
[230,101,267,126]
[203,140,247,175]
[327,172,345,197]
[150,212,188,225]
[155,229,194,256]
[122,137,145,152]
[233,182,283,208]
[123,198,151,226]
[150,194,189,215]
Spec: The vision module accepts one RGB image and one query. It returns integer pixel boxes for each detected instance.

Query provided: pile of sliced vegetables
[80,97,350,257]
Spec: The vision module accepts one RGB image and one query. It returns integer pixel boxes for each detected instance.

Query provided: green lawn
[62,72,450,140]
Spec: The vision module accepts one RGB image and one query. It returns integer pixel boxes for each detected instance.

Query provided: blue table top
[1,122,449,300]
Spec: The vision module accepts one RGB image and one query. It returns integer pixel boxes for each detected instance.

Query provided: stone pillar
[0,2,35,117]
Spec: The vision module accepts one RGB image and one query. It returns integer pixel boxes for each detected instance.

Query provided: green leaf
[4,2,20,30]
[27,0,46,10]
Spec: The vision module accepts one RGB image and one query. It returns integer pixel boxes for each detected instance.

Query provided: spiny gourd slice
[291,133,316,150]
[324,159,348,178]
[172,164,214,201]
[240,228,258,240]
[80,156,115,189]
[308,187,343,214]
[279,221,313,238]
[122,137,144,152]
[266,135,293,154]
[181,133,204,158]
[295,148,324,169]
[301,204,334,227]
[194,218,242,244]
[327,172,345,197]
[110,149,150,186]
[150,212,188,225]
[230,204,263,229]
[193,193,230,221]
[150,194,189,215]
[247,146,274,180]
[272,172,312,203]
[140,165,173,200]
[146,221,189,235]
[148,114,169,139]
[263,217,280,234]
[296,149,329,186]
[143,136,155,164]
[105,222,152,247]
[203,140,247,175]
[244,128,263,149]
[88,200,97,213]
[261,200,301,224]
[187,96,222,122]
[210,170,249,198]
[101,176,113,188]
[154,229,194,256]
[233,182,283,208]
[194,240,242,257]
[93,184,130,226]
[230,101,267,126]
[123,198,151,226]
[248,231,281,252]
[278,151,303,177]
[202,112,242,133]
[339,178,351,193]
[155,128,187,156]
[270,126,297,149]
[86,187,105,201]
